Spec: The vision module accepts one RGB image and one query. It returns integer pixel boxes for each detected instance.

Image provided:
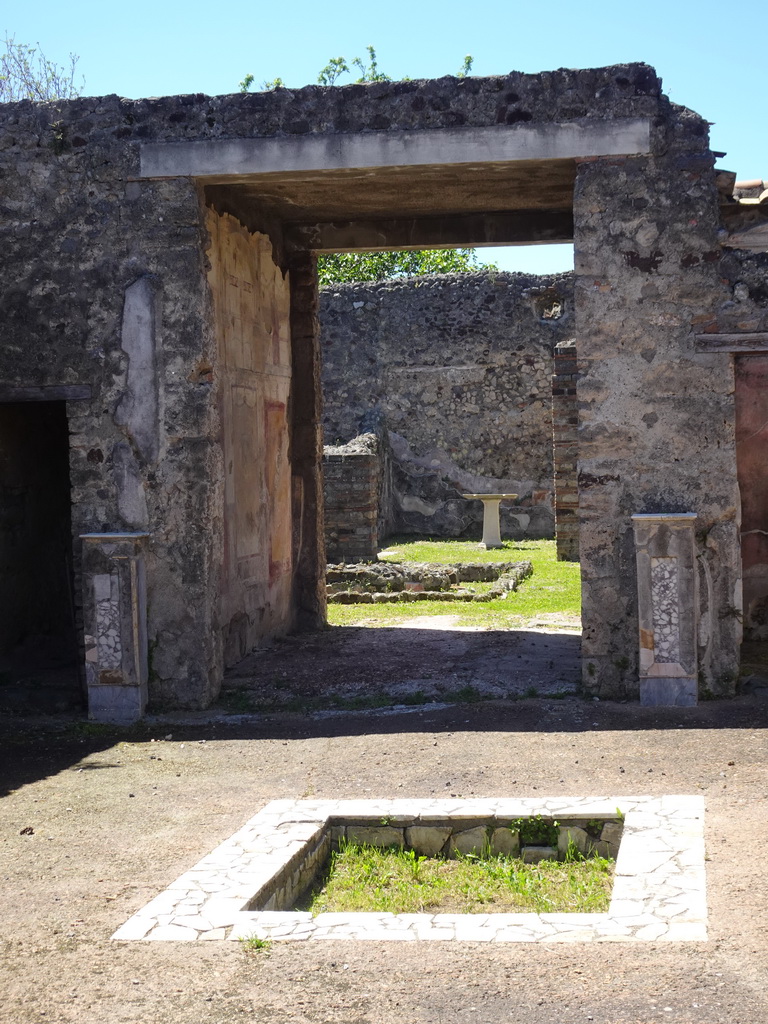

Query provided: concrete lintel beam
[139,120,652,180]
[284,209,574,253]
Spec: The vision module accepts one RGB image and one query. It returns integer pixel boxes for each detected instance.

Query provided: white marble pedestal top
[462,493,518,549]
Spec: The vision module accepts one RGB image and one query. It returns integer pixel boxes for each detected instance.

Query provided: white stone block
[406,826,451,856]
[146,924,200,941]
[450,826,489,857]
[111,917,155,941]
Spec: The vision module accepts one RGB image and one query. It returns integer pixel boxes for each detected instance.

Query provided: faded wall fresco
[206,212,293,666]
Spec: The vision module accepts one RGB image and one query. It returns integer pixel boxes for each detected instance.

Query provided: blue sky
[6,0,761,274]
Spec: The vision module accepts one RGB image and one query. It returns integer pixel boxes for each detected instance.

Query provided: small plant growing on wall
[511,814,559,847]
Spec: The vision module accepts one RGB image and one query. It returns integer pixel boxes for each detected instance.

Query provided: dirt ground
[3,687,768,1024]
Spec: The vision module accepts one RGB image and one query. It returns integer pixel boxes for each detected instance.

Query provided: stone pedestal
[632,514,698,706]
[462,493,518,549]
[81,533,150,724]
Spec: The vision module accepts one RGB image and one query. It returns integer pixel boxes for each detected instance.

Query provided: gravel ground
[2,695,768,1024]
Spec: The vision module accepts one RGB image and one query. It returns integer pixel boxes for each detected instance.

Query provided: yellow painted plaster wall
[207,210,293,666]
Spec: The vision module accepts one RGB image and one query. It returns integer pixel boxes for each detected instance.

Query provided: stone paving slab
[112,796,706,943]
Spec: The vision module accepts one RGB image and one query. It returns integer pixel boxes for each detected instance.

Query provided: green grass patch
[329,537,581,629]
[302,842,613,915]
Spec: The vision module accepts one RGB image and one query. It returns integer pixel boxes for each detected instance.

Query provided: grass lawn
[303,842,612,915]
[327,536,581,630]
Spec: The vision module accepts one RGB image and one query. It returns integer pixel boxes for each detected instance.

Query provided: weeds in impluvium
[302,842,613,915]
[508,814,562,847]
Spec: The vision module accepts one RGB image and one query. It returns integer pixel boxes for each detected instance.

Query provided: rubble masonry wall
[320,272,573,541]
[0,63,747,705]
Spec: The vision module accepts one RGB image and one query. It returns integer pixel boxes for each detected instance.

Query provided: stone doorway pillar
[631,514,698,706]
[80,532,150,723]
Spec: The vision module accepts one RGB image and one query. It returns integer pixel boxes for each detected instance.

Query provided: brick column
[288,252,327,629]
[323,450,382,563]
[552,340,579,561]
[80,532,149,723]
[632,514,698,706]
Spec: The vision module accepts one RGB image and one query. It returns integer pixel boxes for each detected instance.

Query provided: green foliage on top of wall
[317,248,495,285]
[240,49,495,284]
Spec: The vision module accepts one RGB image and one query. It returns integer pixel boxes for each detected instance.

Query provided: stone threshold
[112,796,706,943]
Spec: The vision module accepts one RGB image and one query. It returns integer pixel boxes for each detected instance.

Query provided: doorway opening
[314,251,581,710]
[221,241,582,713]
[0,401,81,712]
[192,126,588,710]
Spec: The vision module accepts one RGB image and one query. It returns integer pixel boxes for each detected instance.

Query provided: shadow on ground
[4,625,768,796]
[223,624,582,711]
[4,695,768,798]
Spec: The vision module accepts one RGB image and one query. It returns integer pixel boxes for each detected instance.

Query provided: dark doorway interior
[0,401,81,711]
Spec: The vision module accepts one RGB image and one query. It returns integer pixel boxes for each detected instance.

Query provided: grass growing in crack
[240,935,272,954]
[302,842,613,915]
[329,538,581,629]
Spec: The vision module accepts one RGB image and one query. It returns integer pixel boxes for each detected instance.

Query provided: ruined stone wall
[0,63,746,709]
[320,272,573,537]
[323,421,395,562]
[719,250,768,330]
[206,212,293,666]
[574,104,740,698]
[324,443,383,563]
[0,98,220,708]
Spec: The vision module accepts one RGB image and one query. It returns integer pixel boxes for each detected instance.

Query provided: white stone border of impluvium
[112,796,706,943]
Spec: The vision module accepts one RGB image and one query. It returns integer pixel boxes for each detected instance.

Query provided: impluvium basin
[112,796,706,943]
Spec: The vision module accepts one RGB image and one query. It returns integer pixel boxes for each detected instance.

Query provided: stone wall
[573,107,739,698]
[320,272,573,539]
[0,64,756,710]
[0,97,219,708]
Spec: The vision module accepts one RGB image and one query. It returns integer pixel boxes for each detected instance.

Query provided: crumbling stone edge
[112,795,706,943]
[327,560,533,604]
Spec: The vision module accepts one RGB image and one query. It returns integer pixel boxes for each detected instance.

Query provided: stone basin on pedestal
[462,493,518,549]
